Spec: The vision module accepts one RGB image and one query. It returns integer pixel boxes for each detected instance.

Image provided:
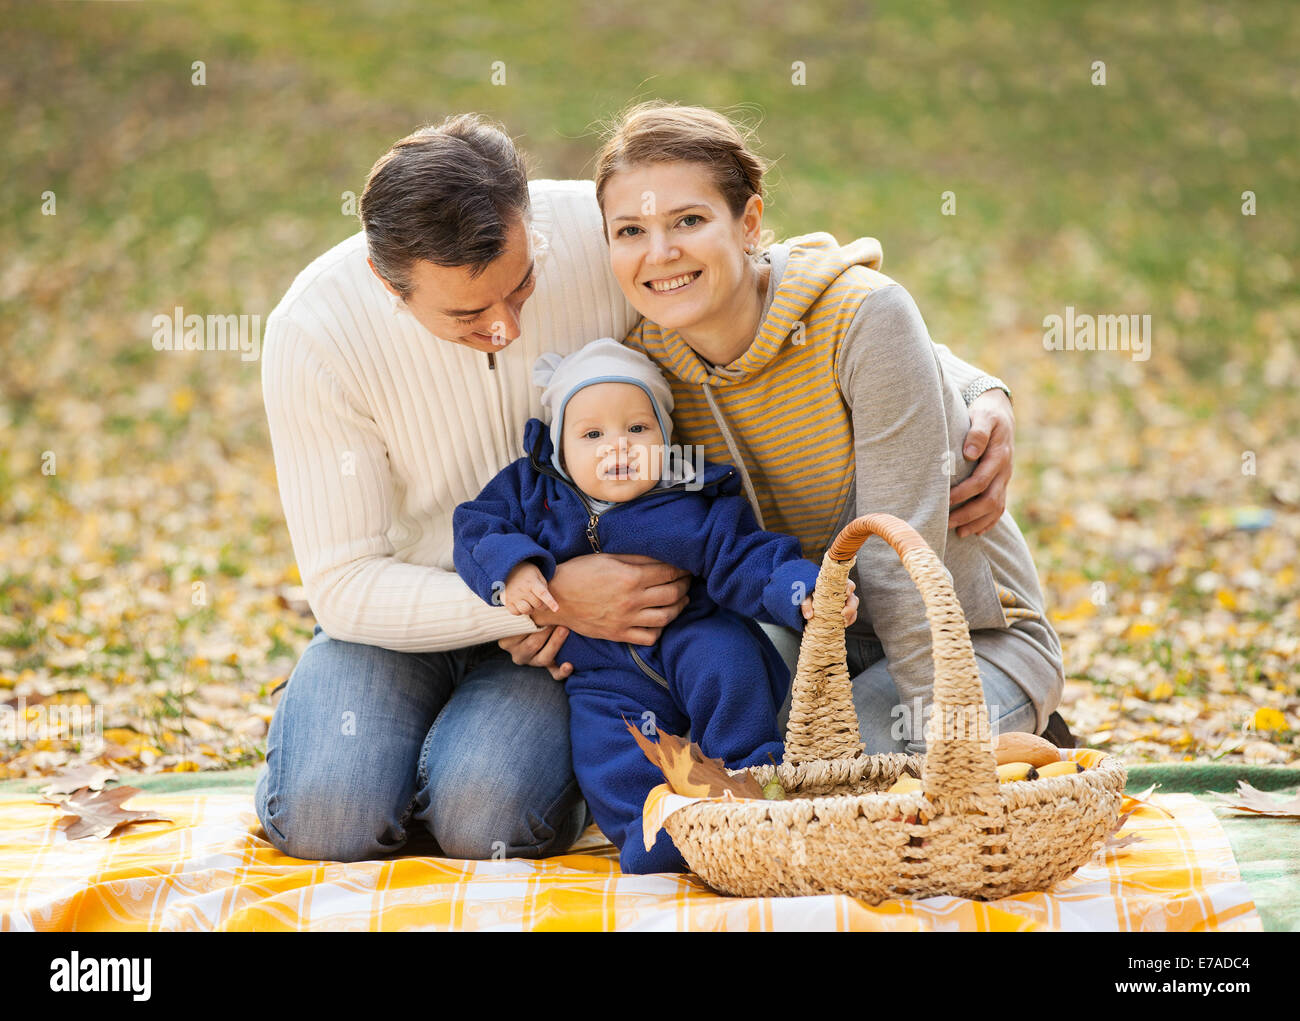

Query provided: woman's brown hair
[592,101,773,249]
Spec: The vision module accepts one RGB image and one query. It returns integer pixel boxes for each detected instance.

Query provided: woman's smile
[602,161,768,364]
[644,270,702,294]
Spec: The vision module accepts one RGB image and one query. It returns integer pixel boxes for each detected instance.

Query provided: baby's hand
[801,577,858,628]
[503,562,560,617]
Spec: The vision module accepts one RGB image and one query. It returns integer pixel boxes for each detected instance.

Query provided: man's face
[370,215,538,353]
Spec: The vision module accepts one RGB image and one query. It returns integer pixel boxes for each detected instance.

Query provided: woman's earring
[389,292,406,316]
[745,241,756,255]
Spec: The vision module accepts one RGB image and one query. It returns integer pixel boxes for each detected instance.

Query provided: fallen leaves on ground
[39,764,118,798]
[1212,781,1300,817]
[0,5,1296,784]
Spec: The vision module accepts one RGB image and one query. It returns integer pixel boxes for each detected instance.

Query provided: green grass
[2,0,1295,387]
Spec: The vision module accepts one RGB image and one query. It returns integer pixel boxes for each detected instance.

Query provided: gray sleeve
[836,284,960,739]
[931,341,1000,403]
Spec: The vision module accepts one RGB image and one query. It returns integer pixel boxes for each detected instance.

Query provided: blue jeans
[254,625,589,862]
[762,625,1040,756]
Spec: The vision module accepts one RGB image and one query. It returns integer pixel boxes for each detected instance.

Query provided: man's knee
[425,776,587,860]
[256,762,407,862]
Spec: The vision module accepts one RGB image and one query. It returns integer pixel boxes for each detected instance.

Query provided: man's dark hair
[359,113,532,299]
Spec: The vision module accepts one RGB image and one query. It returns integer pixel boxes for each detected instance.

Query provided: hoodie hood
[638,232,883,387]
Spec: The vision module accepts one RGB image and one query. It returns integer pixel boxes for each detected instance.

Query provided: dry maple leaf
[624,719,764,799]
[39,765,119,799]
[51,785,172,840]
[1212,781,1300,817]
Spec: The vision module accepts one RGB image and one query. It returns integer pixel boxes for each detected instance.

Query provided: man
[255,113,1020,862]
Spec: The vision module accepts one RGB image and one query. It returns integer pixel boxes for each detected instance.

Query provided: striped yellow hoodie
[622,232,1064,744]
[622,232,887,564]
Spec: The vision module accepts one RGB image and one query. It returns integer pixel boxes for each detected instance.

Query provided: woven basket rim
[670,753,1127,825]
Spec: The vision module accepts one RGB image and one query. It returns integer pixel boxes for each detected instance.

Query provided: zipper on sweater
[526,435,732,686]
[627,644,670,689]
[481,346,512,465]
[527,436,721,554]
[527,443,608,552]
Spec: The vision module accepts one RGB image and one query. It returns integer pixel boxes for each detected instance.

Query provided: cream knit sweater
[261,179,992,653]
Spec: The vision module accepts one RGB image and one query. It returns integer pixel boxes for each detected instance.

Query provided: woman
[592,102,1066,754]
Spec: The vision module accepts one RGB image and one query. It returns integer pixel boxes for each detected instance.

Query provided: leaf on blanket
[49,785,172,840]
[1103,832,1144,853]
[1106,806,1135,837]
[39,764,119,799]
[624,719,764,799]
[1212,780,1300,817]
[1120,782,1174,819]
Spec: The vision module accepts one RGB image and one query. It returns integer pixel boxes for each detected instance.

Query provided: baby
[452,337,856,874]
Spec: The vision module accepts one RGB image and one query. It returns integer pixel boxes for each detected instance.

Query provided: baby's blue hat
[532,338,675,481]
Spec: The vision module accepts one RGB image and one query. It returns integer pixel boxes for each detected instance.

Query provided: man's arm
[930,341,1016,536]
[261,317,537,652]
[930,342,1008,403]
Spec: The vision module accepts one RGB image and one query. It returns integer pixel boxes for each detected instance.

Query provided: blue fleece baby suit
[453,417,822,874]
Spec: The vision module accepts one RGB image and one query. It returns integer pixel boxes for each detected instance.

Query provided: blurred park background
[1,0,1296,778]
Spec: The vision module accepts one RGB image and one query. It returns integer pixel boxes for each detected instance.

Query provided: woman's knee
[849,649,1042,754]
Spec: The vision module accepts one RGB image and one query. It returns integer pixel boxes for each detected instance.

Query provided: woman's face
[602,161,762,339]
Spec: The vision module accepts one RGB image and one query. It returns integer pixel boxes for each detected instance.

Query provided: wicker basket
[663,513,1127,902]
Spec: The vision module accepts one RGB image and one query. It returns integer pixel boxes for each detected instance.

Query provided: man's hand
[529,553,691,645]
[498,625,573,682]
[948,388,1015,538]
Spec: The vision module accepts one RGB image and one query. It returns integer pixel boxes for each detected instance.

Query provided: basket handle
[783,514,1001,803]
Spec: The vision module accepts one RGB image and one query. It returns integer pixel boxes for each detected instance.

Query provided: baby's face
[560,382,665,504]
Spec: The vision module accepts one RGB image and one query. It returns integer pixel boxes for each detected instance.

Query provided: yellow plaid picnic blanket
[0,749,1261,931]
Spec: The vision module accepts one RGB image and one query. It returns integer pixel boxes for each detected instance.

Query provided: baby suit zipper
[527,436,733,689]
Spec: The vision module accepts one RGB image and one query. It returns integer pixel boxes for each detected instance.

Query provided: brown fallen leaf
[624,717,665,776]
[1212,781,1300,817]
[624,719,764,800]
[50,786,172,840]
[40,764,118,798]
[1103,832,1144,853]
[1120,782,1175,820]
[277,586,313,616]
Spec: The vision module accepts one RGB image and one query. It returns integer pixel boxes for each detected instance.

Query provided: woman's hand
[801,577,858,627]
[949,389,1015,537]
[528,553,692,645]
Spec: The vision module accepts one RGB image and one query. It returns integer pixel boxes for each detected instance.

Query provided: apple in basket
[884,774,926,829]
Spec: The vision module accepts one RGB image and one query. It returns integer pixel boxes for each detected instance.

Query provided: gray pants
[759,624,1039,757]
